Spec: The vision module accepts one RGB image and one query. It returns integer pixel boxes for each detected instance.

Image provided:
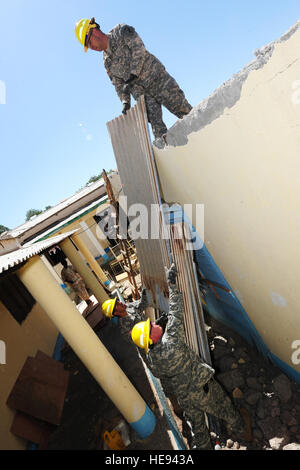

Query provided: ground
[47,308,300,451]
[204,313,300,450]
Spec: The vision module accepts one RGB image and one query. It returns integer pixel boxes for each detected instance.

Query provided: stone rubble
[204,314,300,451]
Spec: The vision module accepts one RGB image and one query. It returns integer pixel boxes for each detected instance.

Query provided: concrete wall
[0,299,58,449]
[153,21,300,377]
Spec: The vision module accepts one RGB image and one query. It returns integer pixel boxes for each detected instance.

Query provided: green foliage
[0,224,9,235]
[85,169,114,186]
[25,209,43,221]
[86,173,103,185]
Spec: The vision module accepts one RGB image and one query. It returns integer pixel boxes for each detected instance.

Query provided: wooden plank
[35,350,64,370]
[7,356,69,425]
[84,304,106,331]
[10,411,54,447]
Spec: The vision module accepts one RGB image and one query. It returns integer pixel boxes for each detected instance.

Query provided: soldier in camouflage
[104,264,247,450]
[83,18,192,140]
[105,265,245,450]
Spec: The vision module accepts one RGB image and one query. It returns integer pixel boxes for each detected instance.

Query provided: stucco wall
[0,300,58,449]
[153,22,300,375]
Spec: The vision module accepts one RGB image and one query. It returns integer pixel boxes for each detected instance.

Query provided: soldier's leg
[182,405,213,450]
[144,95,168,139]
[131,85,167,139]
[199,379,245,435]
[150,72,192,119]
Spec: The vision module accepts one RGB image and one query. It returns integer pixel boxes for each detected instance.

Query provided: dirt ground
[47,308,300,451]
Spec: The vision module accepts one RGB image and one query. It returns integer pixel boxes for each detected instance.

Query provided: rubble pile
[205,315,300,450]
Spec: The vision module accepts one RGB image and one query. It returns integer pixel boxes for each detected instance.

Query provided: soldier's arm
[164,263,185,339]
[107,70,131,105]
[159,376,175,397]
[120,25,147,78]
[134,287,151,314]
[168,282,186,339]
[118,314,138,342]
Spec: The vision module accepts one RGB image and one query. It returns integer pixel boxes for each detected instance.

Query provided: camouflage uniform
[118,282,245,450]
[61,265,90,302]
[103,24,192,139]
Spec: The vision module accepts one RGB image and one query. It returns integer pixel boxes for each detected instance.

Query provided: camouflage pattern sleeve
[120,25,147,77]
[106,70,130,104]
[118,313,139,343]
[135,287,151,314]
[159,376,175,397]
[168,283,185,339]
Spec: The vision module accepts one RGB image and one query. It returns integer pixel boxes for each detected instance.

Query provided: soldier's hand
[122,102,131,115]
[165,263,178,285]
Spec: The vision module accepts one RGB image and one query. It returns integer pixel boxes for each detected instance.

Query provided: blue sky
[1,0,300,229]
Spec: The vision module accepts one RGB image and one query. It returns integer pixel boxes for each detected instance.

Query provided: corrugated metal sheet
[107,97,170,307]
[0,230,77,274]
[168,222,212,363]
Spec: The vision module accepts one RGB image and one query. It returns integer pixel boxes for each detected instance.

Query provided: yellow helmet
[75,18,98,52]
[102,298,117,318]
[131,318,153,354]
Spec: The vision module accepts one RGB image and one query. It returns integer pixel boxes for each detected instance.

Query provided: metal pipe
[71,233,110,287]
[17,256,156,439]
[60,237,108,306]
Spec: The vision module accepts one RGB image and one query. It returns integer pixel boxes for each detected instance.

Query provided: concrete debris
[281,411,297,427]
[272,374,292,403]
[232,388,244,399]
[204,314,300,451]
[246,377,262,391]
[226,439,234,448]
[282,443,300,450]
[217,369,245,391]
[269,437,288,450]
[245,391,261,406]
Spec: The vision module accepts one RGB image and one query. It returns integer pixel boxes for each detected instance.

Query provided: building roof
[0,176,111,240]
[0,230,77,275]
[23,194,108,246]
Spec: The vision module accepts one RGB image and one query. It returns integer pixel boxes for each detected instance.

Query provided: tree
[0,225,9,235]
[85,170,114,186]
[86,173,103,185]
[25,209,42,221]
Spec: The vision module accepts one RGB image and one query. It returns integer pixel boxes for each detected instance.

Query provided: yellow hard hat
[131,318,153,354]
[102,298,117,318]
[75,18,98,52]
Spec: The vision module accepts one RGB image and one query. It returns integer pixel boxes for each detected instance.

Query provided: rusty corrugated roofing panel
[0,230,77,274]
[107,97,170,306]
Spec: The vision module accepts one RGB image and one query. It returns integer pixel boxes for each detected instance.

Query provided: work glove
[125,73,137,84]
[122,102,131,115]
[165,263,178,285]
